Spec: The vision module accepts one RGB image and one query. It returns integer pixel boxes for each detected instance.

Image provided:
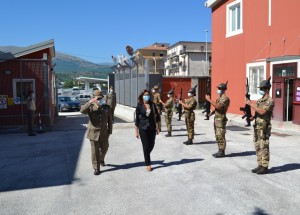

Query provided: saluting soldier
[205,81,230,158]
[80,90,112,175]
[160,88,175,137]
[106,86,117,123]
[152,85,162,132]
[246,77,274,175]
[179,85,198,145]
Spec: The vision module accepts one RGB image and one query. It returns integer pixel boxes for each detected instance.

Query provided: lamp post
[205,30,208,76]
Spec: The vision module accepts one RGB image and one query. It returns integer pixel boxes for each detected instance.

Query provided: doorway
[284,78,294,121]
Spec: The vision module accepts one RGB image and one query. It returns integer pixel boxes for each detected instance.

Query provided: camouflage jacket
[152,92,162,110]
[255,96,274,128]
[215,94,230,117]
[80,101,112,141]
[164,97,174,115]
[184,97,197,112]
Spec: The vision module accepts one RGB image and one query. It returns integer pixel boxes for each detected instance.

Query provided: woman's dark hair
[137,89,152,104]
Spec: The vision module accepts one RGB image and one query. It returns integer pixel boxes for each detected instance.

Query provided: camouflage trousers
[214,124,227,150]
[185,112,195,140]
[164,111,173,132]
[253,125,271,167]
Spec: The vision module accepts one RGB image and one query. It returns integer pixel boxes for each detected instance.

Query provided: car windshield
[59,97,71,102]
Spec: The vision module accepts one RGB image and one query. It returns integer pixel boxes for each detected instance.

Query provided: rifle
[176,88,183,115]
[240,77,252,119]
[204,78,211,115]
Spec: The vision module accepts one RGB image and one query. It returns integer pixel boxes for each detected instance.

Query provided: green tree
[63,79,74,88]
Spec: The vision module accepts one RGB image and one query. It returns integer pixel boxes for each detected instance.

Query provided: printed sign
[14,97,21,104]
[0,95,8,109]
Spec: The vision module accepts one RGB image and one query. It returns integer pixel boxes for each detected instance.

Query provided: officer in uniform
[205,81,230,158]
[179,85,198,145]
[106,86,117,123]
[159,88,174,137]
[152,85,162,132]
[246,77,274,174]
[80,90,112,175]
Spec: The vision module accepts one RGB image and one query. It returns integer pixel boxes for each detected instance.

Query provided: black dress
[135,102,160,166]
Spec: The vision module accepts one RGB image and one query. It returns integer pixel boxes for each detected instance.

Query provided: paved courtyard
[0,109,300,215]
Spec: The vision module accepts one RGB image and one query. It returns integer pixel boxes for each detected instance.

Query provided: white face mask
[167,94,171,98]
[110,89,113,92]
[217,90,222,95]
[188,93,192,97]
[152,90,156,93]
[258,90,265,96]
[98,98,105,105]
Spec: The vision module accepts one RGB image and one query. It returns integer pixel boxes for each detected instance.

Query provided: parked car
[58,96,81,112]
[76,94,92,105]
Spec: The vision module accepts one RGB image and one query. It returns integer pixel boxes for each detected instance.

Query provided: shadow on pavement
[193,141,216,145]
[170,133,204,137]
[226,151,256,157]
[268,163,300,174]
[102,158,203,173]
[0,114,88,192]
[252,207,271,215]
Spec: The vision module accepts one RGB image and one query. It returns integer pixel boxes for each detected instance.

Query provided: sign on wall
[0,95,8,109]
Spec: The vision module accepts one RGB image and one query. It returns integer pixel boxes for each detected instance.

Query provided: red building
[0,40,57,129]
[205,0,300,124]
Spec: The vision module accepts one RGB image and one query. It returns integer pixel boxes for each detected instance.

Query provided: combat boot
[213,150,225,158]
[165,132,172,137]
[94,169,100,175]
[256,166,268,175]
[184,139,193,145]
[251,165,262,173]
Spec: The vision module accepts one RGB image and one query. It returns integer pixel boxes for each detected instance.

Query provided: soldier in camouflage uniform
[152,85,162,132]
[160,88,174,137]
[179,85,198,145]
[205,82,230,158]
[80,90,112,175]
[246,77,274,175]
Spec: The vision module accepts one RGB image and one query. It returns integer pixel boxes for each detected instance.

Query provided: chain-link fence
[0,58,56,131]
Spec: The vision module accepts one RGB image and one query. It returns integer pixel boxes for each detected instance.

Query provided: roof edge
[205,0,223,8]
[14,39,55,59]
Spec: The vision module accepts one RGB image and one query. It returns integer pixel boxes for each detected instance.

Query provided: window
[226,0,243,37]
[247,62,266,100]
[13,79,35,104]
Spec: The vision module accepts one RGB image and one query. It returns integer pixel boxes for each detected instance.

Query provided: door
[284,79,294,121]
[272,78,294,121]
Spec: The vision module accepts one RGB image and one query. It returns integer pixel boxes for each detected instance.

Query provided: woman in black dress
[135,90,160,171]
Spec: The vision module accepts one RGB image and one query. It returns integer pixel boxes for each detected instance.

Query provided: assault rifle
[175,88,183,120]
[240,78,252,126]
[203,78,211,119]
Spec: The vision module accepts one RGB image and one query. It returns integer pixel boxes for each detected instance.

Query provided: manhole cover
[271,132,291,137]
[227,125,251,131]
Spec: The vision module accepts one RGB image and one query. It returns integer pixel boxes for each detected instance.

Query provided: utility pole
[205,30,208,75]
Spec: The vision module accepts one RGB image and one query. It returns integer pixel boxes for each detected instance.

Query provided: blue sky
[2,0,212,63]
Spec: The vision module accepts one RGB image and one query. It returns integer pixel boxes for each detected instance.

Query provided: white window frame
[246,62,266,101]
[13,79,36,104]
[226,0,243,38]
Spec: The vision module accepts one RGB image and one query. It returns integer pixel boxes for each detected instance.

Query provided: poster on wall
[296,87,300,102]
[0,95,8,109]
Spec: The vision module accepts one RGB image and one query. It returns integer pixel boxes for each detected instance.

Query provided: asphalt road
[0,111,300,215]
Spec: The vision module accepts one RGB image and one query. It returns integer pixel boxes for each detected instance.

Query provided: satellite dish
[126,45,134,56]
[111,55,117,64]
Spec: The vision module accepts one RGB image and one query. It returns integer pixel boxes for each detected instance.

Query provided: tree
[63,79,74,88]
